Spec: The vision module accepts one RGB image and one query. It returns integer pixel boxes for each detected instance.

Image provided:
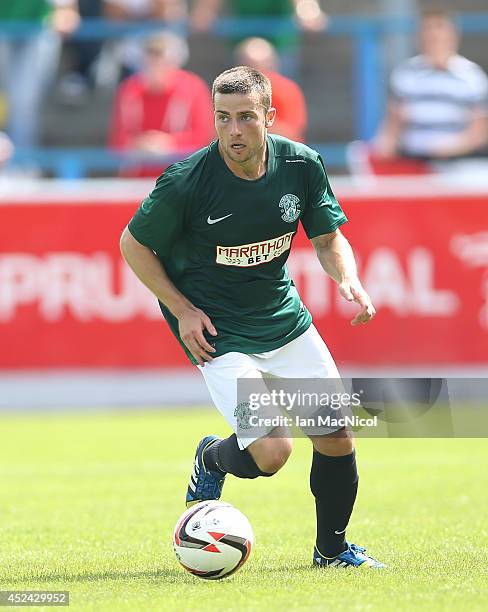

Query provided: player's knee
[311,428,354,456]
[253,438,293,474]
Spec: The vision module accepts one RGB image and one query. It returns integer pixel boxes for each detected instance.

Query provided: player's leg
[309,429,358,559]
[309,429,383,567]
[260,324,384,568]
[204,432,292,480]
[244,435,293,474]
[186,352,291,507]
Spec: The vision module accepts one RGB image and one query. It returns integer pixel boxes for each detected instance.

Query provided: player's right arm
[123,168,218,365]
[120,227,217,365]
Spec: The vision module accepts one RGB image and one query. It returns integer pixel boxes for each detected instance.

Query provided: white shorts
[198,324,341,449]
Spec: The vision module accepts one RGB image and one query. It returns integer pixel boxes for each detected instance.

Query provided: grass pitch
[0,408,487,611]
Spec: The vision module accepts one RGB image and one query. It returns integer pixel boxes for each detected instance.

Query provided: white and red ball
[173,500,253,580]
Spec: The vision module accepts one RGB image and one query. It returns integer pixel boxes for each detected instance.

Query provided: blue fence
[3,13,488,178]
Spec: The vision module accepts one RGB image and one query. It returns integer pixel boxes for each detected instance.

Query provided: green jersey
[229,0,297,51]
[0,1,51,22]
[231,0,293,17]
[128,135,347,365]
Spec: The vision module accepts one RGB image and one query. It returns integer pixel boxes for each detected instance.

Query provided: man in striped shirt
[375,7,488,162]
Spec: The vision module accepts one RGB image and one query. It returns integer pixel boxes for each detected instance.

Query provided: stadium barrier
[1,178,487,370]
[3,12,488,177]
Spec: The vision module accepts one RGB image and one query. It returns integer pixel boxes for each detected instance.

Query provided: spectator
[236,37,307,142]
[108,31,214,176]
[0,0,80,148]
[102,0,187,78]
[190,0,327,77]
[374,7,488,164]
[58,0,105,99]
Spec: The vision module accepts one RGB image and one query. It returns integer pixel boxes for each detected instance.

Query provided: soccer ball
[173,500,253,580]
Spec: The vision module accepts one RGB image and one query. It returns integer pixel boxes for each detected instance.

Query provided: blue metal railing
[2,13,488,178]
[12,145,348,179]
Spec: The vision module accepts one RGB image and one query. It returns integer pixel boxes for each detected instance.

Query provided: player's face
[214,92,276,167]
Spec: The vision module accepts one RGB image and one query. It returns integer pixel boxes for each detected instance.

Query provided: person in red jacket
[236,37,308,142]
[108,31,214,176]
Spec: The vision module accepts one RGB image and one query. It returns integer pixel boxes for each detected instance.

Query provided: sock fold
[205,434,275,479]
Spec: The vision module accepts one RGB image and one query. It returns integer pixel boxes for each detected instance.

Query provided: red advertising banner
[0,184,487,368]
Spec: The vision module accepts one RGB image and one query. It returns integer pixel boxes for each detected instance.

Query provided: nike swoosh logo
[334,527,347,535]
[207,213,233,225]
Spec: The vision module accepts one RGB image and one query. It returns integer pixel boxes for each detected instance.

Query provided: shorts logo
[279,194,301,223]
[216,231,294,267]
[234,402,252,430]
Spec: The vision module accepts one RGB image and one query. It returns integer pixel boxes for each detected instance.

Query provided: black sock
[204,434,274,479]
[310,449,359,558]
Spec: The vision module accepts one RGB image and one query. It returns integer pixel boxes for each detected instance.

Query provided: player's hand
[339,279,376,326]
[177,306,217,365]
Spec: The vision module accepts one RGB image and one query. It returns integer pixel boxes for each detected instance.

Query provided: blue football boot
[185,435,226,508]
[313,542,386,569]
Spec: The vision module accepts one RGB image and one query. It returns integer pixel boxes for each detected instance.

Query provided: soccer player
[120,66,385,569]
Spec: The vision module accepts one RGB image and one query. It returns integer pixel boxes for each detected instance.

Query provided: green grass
[0,408,487,611]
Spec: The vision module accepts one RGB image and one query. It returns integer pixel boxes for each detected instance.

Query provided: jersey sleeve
[127,166,188,256]
[301,154,348,239]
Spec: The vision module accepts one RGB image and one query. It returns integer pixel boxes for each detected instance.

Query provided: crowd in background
[0,1,487,177]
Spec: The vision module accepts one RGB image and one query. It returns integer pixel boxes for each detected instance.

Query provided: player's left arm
[311,229,376,326]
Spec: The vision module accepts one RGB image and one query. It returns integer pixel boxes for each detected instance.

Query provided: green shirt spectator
[0,0,79,149]
[0,1,51,22]
[230,0,296,51]
[191,0,327,52]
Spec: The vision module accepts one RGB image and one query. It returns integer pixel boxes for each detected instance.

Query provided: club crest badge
[234,402,252,430]
[279,194,301,223]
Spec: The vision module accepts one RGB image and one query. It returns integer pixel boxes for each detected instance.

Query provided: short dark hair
[212,66,272,111]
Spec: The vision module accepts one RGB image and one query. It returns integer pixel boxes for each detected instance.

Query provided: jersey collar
[213,136,276,184]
